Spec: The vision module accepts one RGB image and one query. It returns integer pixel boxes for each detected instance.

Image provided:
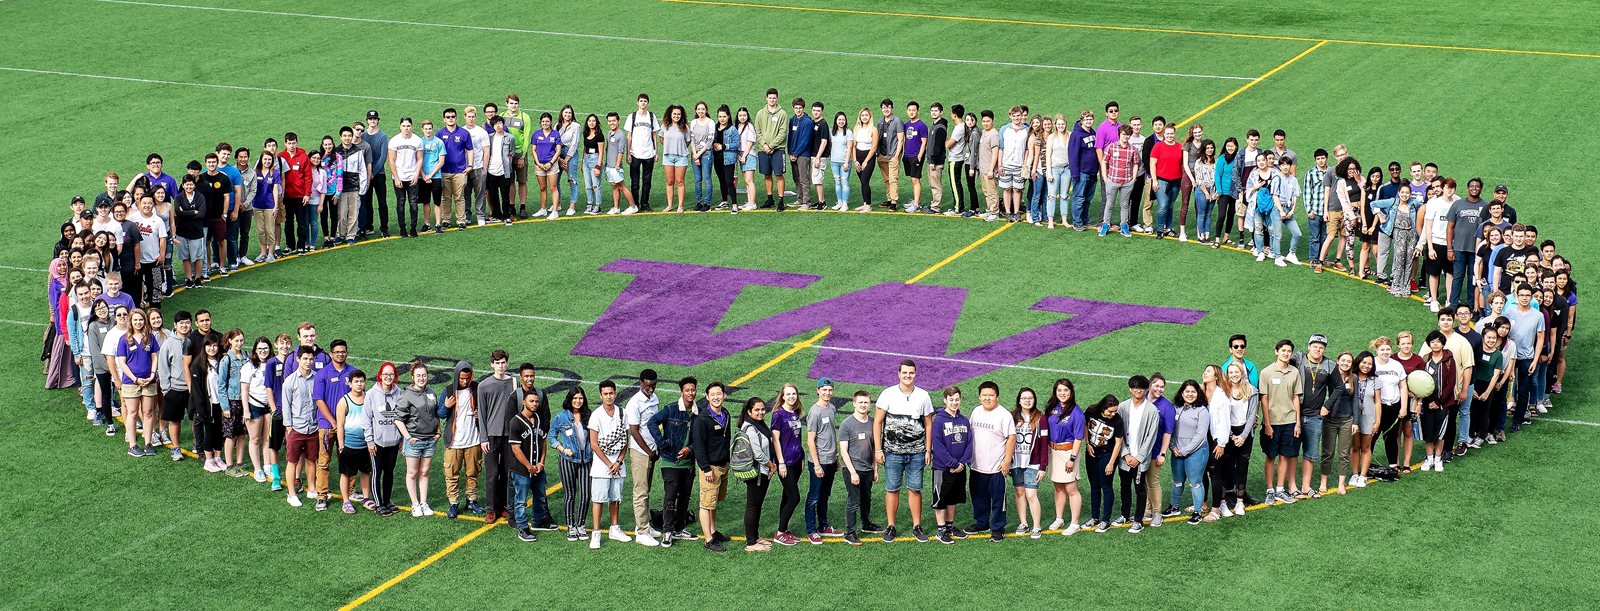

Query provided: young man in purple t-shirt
[437,108,476,229]
[311,339,353,511]
[902,101,929,213]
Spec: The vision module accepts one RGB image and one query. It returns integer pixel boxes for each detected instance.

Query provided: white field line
[1543,418,1600,428]
[0,264,48,273]
[94,0,1255,81]
[0,67,472,108]
[202,284,1129,379]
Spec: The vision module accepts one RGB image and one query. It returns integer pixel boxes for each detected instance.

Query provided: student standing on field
[508,392,545,542]
[385,117,423,238]
[396,358,441,517]
[967,381,1016,542]
[838,390,880,546]
[924,102,947,213]
[514,364,556,530]
[334,368,373,515]
[312,339,354,510]
[804,378,844,544]
[624,369,663,547]
[437,108,474,230]
[739,397,776,553]
[769,383,806,546]
[476,350,521,525]
[551,386,594,540]
[874,359,934,543]
[691,382,733,552]
[1045,378,1085,534]
[752,89,789,211]
[280,347,319,507]
[1260,340,1304,504]
[901,101,929,212]
[588,381,633,549]
[437,361,482,519]
[1294,334,1336,498]
[876,99,905,211]
[1011,387,1047,538]
[625,94,662,212]
[647,376,699,547]
[1117,376,1159,534]
[364,360,412,517]
[930,385,972,544]
[1168,380,1211,524]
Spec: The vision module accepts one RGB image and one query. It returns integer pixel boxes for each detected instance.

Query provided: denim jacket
[217,351,246,401]
[549,409,592,463]
[646,399,696,465]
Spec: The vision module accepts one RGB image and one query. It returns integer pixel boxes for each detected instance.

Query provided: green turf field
[3,0,1597,608]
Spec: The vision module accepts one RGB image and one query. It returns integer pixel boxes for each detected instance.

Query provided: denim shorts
[758,150,787,175]
[662,153,689,168]
[604,167,625,185]
[741,155,758,172]
[1263,423,1299,458]
[591,476,624,502]
[402,437,436,458]
[882,452,924,492]
[1299,416,1323,462]
[1009,466,1040,490]
[175,235,206,261]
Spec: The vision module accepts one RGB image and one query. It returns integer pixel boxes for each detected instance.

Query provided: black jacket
[689,408,731,473]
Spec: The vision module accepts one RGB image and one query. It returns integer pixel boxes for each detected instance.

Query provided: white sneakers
[623,206,638,215]
[608,525,632,543]
[1062,523,1080,536]
[1219,503,1234,518]
[1046,518,1064,531]
[1275,256,1288,267]
[741,202,757,211]
[636,531,660,547]
[287,492,303,507]
[548,208,560,220]
[589,530,602,550]
[1285,254,1302,266]
[1256,252,1267,262]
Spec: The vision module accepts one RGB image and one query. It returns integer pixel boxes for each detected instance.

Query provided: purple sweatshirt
[932,409,974,470]
[1068,124,1100,175]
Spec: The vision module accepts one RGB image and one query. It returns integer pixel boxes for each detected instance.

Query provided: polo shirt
[437,125,473,174]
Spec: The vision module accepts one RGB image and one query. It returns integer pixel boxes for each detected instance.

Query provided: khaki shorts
[535,162,561,177]
[1326,210,1346,240]
[121,381,158,398]
[698,465,728,510]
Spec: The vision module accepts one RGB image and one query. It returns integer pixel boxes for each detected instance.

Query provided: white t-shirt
[969,405,1016,474]
[626,111,661,159]
[1424,196,1455,245]
[449,388,482,449]
[487,133,510,176]
[101,327,126,359]
[587,405,629,477]
[125,210,168,264]
[1374,358,1406,403]
[92,218,124,242]
[387,133,423,181]
[623,391,660,454]
[467,125,489,170]
[875,385,933,455]
[242,361,269,406]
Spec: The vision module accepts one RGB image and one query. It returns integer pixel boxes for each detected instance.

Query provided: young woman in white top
[660,105,690,214]
[557,105,582,217]
[827,112,853,211]
[852,108,880,214]
[689,101,717,212]
[1192,140,1218,244]
[1044,114,1072,230]
[240,337,273,482]
[736,107,758,213]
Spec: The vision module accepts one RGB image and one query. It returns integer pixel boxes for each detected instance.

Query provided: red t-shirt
[1150,141,1184,181]
[279,148,312,199]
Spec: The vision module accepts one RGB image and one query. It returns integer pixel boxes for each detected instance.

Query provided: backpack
[1254,174,1276,214]
[729,428,758,481]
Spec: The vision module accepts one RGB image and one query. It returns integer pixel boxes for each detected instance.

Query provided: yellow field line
[731,329,832,386]
[662,0,1600,60]
[339,522,498,610]
[903,222,1014,284]
[1172,40,1327,129]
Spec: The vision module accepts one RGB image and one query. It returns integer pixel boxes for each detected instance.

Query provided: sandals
[1310,490,1324,499]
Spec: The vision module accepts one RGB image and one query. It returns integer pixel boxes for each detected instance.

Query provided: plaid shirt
[1103,141,1138,184]
[1303,165,1328,215]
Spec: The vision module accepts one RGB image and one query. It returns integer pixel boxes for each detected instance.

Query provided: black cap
[366,109,380,120]
[1494,184,1508,193]
[94,198,110,208]
[71,195,86,204]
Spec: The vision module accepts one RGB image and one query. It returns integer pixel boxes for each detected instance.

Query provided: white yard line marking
[94,0,1254,81]
[1542,418,1600,428]
[0,264,48,273]
[0,66,469,107]
[0,319,46,327]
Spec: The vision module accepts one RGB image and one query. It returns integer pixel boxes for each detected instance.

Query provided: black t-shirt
[195,172,233,220]
[118,220,140,267]
[927,119,949,165]
[583,130,602,155]
[1493,246,1535,292]
[1458,327,1483,363]
[1546,299,1570,352]
[1086,413,1124,452]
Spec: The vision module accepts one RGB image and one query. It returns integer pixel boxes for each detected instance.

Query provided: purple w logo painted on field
[572,259,1207,388]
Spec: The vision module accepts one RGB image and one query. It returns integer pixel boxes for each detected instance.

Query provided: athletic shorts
[1263,423,1299,458]
[1009,466,1041,490]
[286,429,319,464]
[999,165,1025,190]
[902,157,923,179]
[930,468,967,509]
[758,149,787,176]
[338,447,372,476]
[268,418,285,451]
[402,437,436,458]
[161,389,190,421]
[1423,244,1450,276]
[591,476,625,503]
[512,154,529,184]
[175,236,206,261]
[883,452,925,492]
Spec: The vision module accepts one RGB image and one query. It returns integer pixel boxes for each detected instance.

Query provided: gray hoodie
[396,379,439,438]
[365,382,405,448]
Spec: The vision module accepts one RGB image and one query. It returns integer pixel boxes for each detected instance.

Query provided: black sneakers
[881,525,897,543]
[912,525,929,543]
[936,526,954,544]
[989,531,1004,542]
[704,539,726,553]
[517,528,538,542]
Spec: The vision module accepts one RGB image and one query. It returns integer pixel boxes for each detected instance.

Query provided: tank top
[1048,135,1070,166]
[343,396,367,449]
[854,125,875,151]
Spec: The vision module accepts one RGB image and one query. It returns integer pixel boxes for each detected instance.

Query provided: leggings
[1086,448,1115,523]
[95,372,115,424]
[744,473,771,543]
[320,194,336,242]
[1117,467,1149,521]
[1215,194,1238,237]
[854,150,875,206]
[715,159,736,205]
[1374,401,1403,466]
[1205,444,1225,509]
[776,466,801,533]
[1472,379,1498,439]
[558,459,591,529]
[950,161,977,213]
[199,416,224,452]
[373,444,399,507]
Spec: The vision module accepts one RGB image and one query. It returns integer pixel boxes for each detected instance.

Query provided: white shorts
[604,167,625,185]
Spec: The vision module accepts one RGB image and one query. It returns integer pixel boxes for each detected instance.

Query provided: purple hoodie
[1068,123,1100,175]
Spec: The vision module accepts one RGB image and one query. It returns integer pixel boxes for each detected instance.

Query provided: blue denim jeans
[830,160,851,205]
[1169,451,1207,511]
[803,462,837,534]
[1154,178,1180,232]
[1028,174,1048,219]
[693,152,715,206]
[969,470,1007,533]
[1275,212,1302,258]
[510,470,532,528]
[301,199,321,248]
[1455,395,1473,444]
[1044,165,1070,222]
[1086,449,1115,523]
[1449,251,1475,308]
[1071,171,1098,227]
[1193,187,1215,236]
[581,153,602,206]
[1253,205,1279,255]
[564,153,584,206]
[1307,213,1326,263]
[78,362,96,412]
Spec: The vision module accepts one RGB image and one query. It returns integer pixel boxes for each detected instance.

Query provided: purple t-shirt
[438,126,473,174]
[772,407,804,465]
[1094,119,1122,151]
[116,334,159,385]
[532,129,561,164]
[1047,405,1085,445]
[1153,396,1177,452]
[98,292,136,313]
[263,355,286,408]
[313,361,353,429]
[144,172,179,205]
[902,120,927,159]
[252,170,281,210]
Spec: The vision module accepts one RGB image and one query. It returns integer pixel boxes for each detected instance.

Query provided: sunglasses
[1230,344,1246,349]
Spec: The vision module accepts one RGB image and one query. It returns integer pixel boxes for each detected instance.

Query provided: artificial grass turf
[4,0,1599,607]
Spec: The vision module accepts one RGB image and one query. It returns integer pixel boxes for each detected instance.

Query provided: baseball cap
[71,195,85,204]
[1308,334,1328,346]
[1494,184,1508,193]
[816,377,834,389]
[366,109,380,120]
[94,198,110,208]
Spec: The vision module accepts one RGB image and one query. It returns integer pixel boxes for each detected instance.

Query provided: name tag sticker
[857,433,867,440]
